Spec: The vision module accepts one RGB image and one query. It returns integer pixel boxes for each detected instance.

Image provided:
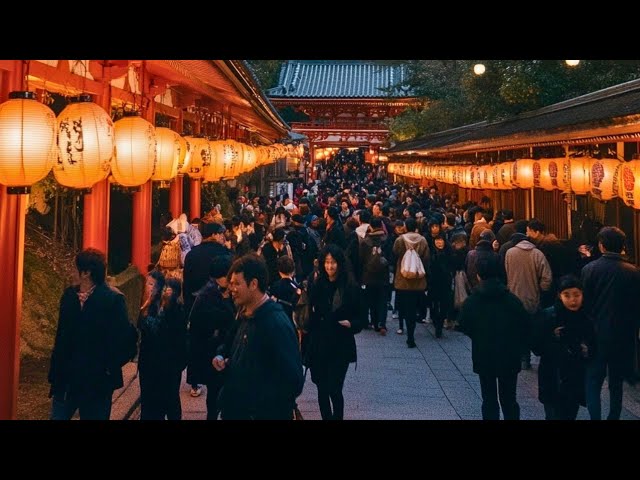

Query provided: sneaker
[396,328,404,335]
[392,312,399,320]
[406,340,417,348]
[379,327,387,336]
[416,319,427,324]
[190,386,203,397]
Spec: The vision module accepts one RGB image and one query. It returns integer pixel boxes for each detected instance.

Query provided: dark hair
[370,217,383,230]
[515,219,529,234]
[346,217,359,230]
[445,213,456,227]
[277,255,295,275]
[358,209,372,224]
[76,248,107,285]
[146,270,166,317]
[597,226,626,254]
[209,255,232,279]
[161,226,175,241]
[228,254,269,293]
[502,209,514,221]
[557,275,582,292]
[318,244,353,286]
[405,217,418,232]
[326,206,340,220]
[476,255,501,280]
[527,218,545,233]
[273,228,286,242]
[366,194,377,205]
[164,277,183,305]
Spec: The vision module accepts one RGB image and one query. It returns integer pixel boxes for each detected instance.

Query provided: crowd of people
[48,148,640,420]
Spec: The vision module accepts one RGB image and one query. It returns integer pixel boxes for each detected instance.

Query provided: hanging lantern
[177,135,195,175]
[619,160,640,208]
[0,91,57,190]
[151,127,181,182]
[538,158,570,192]
[186,137,213,180]
[496,162,514,190]
[54,95,113,189]
[513,159,538,189]
[175,134,188,174]
[569,157,590,195]
[590,159,622,201]
[111,113,156,187]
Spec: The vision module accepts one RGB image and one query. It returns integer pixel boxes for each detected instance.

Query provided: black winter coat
[218,300,304,419]
[306,278,362,376]
[581,253,640,380]
[187,281,235,385]
[48,283,134,401]
[458,278,528,376]
[183,241,233,312]
[139,303,188,378]
[532,303,595,406]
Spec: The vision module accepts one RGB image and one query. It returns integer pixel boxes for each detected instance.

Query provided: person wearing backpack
[287,214,318,282]
[359,218,389,335]
[392,217,430,348]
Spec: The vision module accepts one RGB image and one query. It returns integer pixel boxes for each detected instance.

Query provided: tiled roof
[389,78,640,154]
[267,60,413,98]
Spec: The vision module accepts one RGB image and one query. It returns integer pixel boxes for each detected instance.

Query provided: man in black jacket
[48,249,136,420]
[213,254,304,420]
[581,227,640,420]
[458,255,528,420]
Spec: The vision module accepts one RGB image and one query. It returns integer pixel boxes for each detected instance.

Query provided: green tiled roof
[267,60,413,98]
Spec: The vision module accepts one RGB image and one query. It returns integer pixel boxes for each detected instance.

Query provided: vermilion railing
[291,121,389,130]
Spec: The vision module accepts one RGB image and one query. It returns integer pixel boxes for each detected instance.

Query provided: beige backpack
[400,236,425,279]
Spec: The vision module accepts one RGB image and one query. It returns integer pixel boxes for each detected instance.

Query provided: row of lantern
[0,92,301,190]
[389,157,640,209]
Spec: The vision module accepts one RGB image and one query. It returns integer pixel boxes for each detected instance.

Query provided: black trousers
[139,369,183,420]
[365,285,387,329]
[478,373,520,420]
[396,290,421,343]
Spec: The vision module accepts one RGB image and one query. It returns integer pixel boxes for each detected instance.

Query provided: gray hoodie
[504,240,552,314]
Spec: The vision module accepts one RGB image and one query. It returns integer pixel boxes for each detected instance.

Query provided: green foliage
[201,181,234,218]
[390,60,640,142]
[246,60,285,89]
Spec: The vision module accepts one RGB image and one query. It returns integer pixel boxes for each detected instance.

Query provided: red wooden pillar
[0,61,26,419]
[190,178,201,219]
[131,181,152,274]
[131,62,154,274]
[309,144,315,181]
[169,176,183,218]
[82,179,110,253]
[169,109,184,218]
[83,63,112,255]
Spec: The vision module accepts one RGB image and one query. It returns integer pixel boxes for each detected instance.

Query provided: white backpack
[400,236,425,279]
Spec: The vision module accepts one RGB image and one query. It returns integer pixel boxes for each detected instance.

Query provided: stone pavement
[123,312,640,420]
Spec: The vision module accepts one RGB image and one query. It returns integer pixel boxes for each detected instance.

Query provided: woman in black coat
[428,234,453,338]
[532,275,595,420]
[307,244,362,420]
[138,276,188,420]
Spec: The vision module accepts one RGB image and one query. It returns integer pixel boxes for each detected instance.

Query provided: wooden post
[169,177,183,219]
[189,178,201,219]
[0,61,27,419]
[131,62,154,274]
[83,62,112,256]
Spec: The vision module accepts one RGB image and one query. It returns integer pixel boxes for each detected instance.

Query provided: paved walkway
[125,312,640,420]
